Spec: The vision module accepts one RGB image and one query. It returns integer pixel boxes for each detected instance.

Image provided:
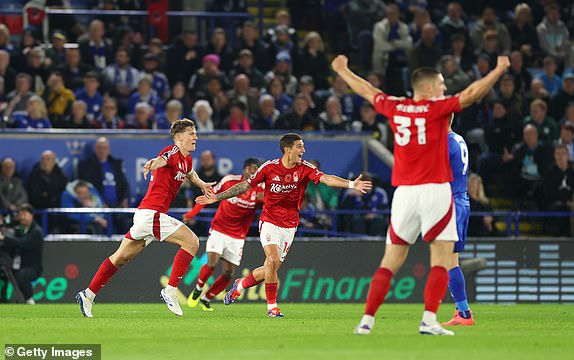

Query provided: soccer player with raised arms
[185,157,265,311]
[197,133,372,317]
[76,119,215,318]
[331,54,509,335]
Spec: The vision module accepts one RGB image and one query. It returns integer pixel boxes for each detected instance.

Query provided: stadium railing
[35,208,574,239]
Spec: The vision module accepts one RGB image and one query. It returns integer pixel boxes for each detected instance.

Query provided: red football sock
[197,264,215,288]
[168,249,194,287]
[265,283,278,305]
[424,266,449,313]
[88,258,118,294]
[205,275,232,300]
[364,267,393,316]
[241,272,261,289]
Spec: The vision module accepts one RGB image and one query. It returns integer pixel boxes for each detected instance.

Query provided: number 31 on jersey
[393,115,427,146]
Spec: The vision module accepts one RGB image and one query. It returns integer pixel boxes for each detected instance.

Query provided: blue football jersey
[448,131,469,199]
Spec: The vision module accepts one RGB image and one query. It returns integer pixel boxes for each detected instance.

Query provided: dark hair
[554,143,569,152]
[84,71,100,81]
[279,133,303,154]
[230,100,246,112]
[243,157,262,169]
[411,67,441,89]
[18,203,35,215]
[74,180,90,191]
[170,118,195,138]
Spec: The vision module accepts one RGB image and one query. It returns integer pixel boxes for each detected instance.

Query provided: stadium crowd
[0,0,573,236]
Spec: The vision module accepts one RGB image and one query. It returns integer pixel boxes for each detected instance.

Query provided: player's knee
[222,269,234,279]
[182,232,199,252]
[266,257,281,271]
[112,253,134,267]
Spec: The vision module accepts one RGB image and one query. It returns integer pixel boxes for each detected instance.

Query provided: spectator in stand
[94,97,125,129]
[508,3,540,65]
[0,158,28,212]
[467,174,496,237]
[205,28,234,74]
[192,100,215,133]
[156,99,183,130]
[351,102,389,147]
[471,6,511,54]
[252,94,280,130]
[550,71,574,120]
[536,3,572,68]
[296,32,330,90]
[128,75,163,115]
[46,0,84,42]
[27,150,68,209]
[495,74,528,120]
[168,81,192,115]
[4,74,34,116]
[372,3,412,95]
[43,72,75,126]
[222,101,251,132]
[408,23,441,75]
[318,96,350,131]
[45,31,67,69]
[509,50,532,95]
[61,180,107,235]
[544,144,574,236]
[62,100,93,129]
[128,102,156,129]
[538,56,562,97]
[557,123,574,158]
[11,96,51,129]
[347,0,386,71]
[167,30,203,87]
[472,54,492,81]
[447,33,475,74]
[265,52,298,96]
[114,26,144,70]
[266,25,296,73]
[147,38,166,72]
[504,124,553,209]
[478,31,502,69]
[523,99,559,146]
[265,9,298,47]
[226,74,258,119]
[102,47,140,114]
[195,77,229,126]
[188,54,229,99]
[23,47,50,94]
[563,103,574,127]
[0,24,14,53]
[141,53,170,101]
[325,74,354,119]
[439,2,469,52]
[438,55,471,95]
[78,19,113,70]
[322,0,351,54]
[351,72,382,119]
[74,72,103,122]
[12,29,41,73]
[0,50,16,95]
[479,100,522,188]
[228,49,266,91]
[56,48,93,92]
[298,75,322,117]
[275,94,317,131]
[526,78,550,105]
[235,21,270,73]
[409,8,431,44]
[191,150,223,200]
[266,76,292,115]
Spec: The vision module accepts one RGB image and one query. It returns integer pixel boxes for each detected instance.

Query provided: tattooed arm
[196,181,251,205]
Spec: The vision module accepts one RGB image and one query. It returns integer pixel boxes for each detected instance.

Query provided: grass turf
[0,303,572,360]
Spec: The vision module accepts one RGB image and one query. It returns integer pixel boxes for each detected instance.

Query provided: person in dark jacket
[0,204,44,304]
[28,150,68,209]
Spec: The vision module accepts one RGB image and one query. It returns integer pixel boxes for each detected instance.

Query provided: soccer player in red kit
[197,133,372,317]
[332,54,510,335]
[185,157,264,311]
[76,119,215,318]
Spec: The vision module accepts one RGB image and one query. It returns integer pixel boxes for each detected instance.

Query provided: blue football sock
[448,266,471,318]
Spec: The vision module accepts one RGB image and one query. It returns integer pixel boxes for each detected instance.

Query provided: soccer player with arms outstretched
[331,54,509,335]
[185,158,264,311]
[197,133,372,317]
[76,119,215,317]
[442,117,474,326]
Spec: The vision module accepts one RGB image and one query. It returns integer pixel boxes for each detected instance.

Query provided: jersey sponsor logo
[174,171,186,181]
[270,183,297,193]
[396,104,429,113]
[227,196,257,208]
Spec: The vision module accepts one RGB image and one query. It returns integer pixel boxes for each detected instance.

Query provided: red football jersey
[139,145,193,213]
[210,174,264,239]
[373,92,461,186]
[247,158,324,228]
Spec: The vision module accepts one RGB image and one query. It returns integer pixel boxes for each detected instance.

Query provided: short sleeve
[247,161,268,186]
[430,95,462,118]
[159,145,180,166]
[213,176,237,194]
[303,161,324,184]
[373,92,398,118]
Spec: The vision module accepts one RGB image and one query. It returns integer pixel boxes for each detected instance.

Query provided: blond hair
[28,95,48,119]
[469,173,489,205]
[304,31,325,52]
[170,118,195,138]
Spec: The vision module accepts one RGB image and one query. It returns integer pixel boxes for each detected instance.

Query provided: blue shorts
[454,198,470,253]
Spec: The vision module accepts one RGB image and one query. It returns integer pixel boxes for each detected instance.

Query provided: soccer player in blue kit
[443,117,475,326]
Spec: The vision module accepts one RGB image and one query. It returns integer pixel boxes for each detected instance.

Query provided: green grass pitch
[1,303,572,360]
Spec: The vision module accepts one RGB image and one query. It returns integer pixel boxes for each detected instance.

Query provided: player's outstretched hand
[353,174,373,194]
[331,55,349,73]
[196,195,217,205]
[201,182,217,198]
[142,159,154,180]
[496,56,510,72]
